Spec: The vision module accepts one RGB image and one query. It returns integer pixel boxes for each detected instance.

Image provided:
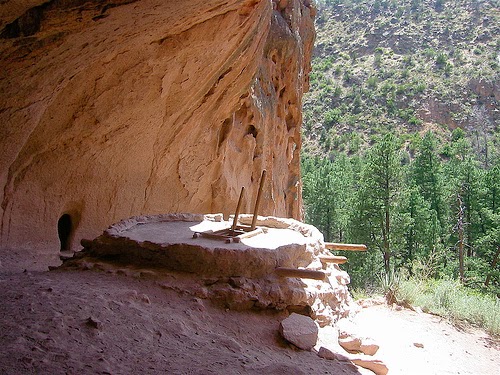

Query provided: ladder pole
[231,186,245,231]
[251,170,267,230]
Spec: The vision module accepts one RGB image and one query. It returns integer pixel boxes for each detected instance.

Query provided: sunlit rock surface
[0,0,315,260]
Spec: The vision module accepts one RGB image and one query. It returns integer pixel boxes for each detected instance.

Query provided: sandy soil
[1,257,499,375]
[348,302,500,375]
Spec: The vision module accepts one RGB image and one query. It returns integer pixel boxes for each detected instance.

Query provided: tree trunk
[458,223,465,283]
[457,194,465,283]
[382,207,391,274]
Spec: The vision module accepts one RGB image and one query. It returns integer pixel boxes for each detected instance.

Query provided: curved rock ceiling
[0,0,315,256]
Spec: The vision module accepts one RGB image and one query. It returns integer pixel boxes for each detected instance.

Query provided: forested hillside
[304,0,498,157]
[301,0,499,312]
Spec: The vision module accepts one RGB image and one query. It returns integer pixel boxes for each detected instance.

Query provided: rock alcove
[0,0,316,266]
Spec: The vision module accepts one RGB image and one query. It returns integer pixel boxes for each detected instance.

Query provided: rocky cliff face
[0,0,315,257]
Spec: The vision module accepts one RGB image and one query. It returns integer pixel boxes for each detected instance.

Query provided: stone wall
[0,0,315,256]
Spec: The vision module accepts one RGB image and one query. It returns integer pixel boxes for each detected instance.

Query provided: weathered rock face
[0,0,315,256]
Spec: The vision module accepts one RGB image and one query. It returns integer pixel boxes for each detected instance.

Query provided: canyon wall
[0,0,315,258]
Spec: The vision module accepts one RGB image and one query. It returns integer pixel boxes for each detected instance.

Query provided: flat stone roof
[122,220,307,250]
[84,213,318,278]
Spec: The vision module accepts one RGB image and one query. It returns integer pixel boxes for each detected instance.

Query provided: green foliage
[316,56,335,71]
[435,52,448,65]
[367,76,378,89]
[302,131,500,295]
[323,108,342,129]
[378,268,405,304]
[302,0,500,302]
[393,278,500,335]
[356,133,404,272]
[303,0,499,156]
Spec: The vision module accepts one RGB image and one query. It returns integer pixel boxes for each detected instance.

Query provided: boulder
[279,313,318,351]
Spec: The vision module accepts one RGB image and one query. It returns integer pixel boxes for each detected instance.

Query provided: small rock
[279,313,318,351]
[85,316,102,330]
[317,346,336,360]
[351,357,389,375]
[360,339,379,356]
[339,336,362,353]
[413,342,424,348]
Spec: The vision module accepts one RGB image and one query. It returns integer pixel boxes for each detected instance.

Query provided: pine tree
[411,132,445,231]
[444,133,482,283]
[399,185,435,273]
[302,154,355,242]
[355,133,403,274]
[477,164,500,290]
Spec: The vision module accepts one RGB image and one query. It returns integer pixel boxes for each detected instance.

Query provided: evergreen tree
[302,154,354,242]
[301,127,499,294]
[443,133,482,282]
[411,132,445,231]
[476,164,500,291]
[355,133,403,274]
[399,185,435,273]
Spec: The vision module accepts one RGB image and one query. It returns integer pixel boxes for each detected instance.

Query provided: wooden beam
[319,255,348,264]
[251,169,267,230]
[275,267,326,280]
[325,242,367,252]
[232,227,263,243]
[231,186,245,231]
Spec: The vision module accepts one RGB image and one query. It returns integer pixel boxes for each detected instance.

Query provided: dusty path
[0,269,359,375]
[352,303,500,375]
[0,256,498,374]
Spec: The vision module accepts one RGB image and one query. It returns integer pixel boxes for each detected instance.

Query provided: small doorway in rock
[58,214,72,252]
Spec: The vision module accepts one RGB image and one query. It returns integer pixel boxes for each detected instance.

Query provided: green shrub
[333,85,343,97]
[323,108,342,128]
[414,82,426,93]
[367,75,378,89]
[424,48,437,58]
[317,56,335,71]
[436,52,448,65]
[409,116,423,126]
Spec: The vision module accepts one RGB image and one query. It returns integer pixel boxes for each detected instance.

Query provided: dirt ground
[350,302,500,375]
[0,255,499,375]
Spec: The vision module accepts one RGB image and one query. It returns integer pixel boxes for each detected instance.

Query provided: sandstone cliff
[0,0,315,257]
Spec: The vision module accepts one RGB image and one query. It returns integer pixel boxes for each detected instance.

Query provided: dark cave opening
[57,214,72,252]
